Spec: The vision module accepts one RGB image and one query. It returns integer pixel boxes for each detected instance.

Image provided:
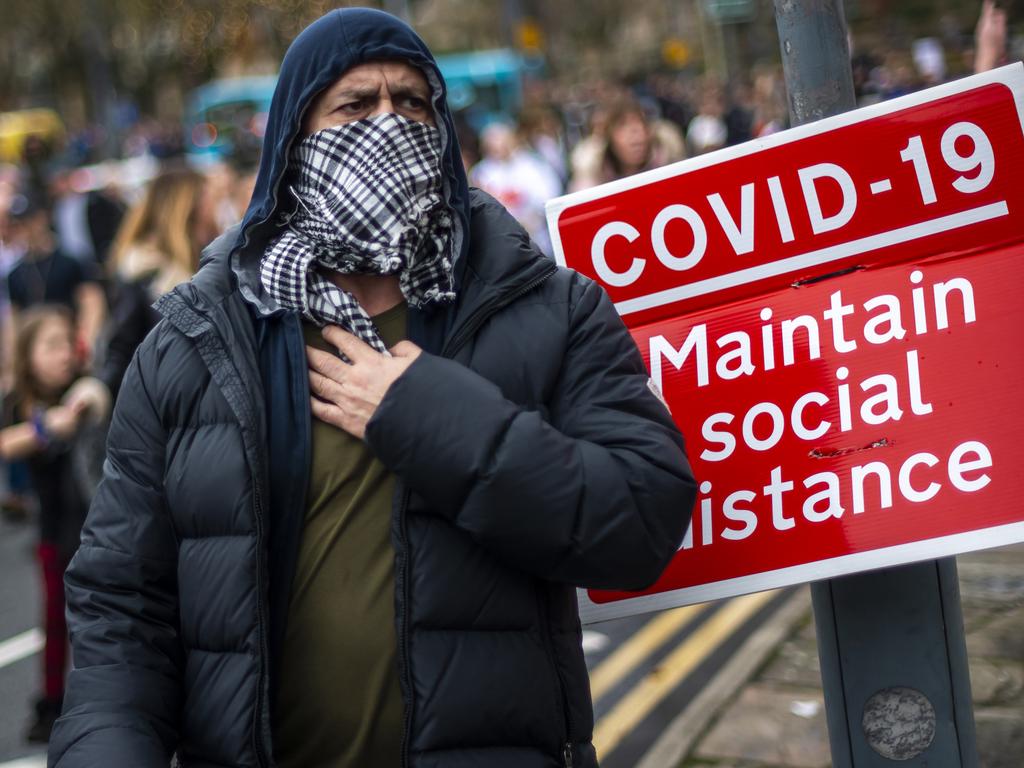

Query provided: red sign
[547,65,1024,623]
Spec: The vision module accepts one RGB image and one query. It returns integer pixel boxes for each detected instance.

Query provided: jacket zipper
[396,486,414,768]
[251,474,273,768]
[227,347,276,768]
[538,585,575,767]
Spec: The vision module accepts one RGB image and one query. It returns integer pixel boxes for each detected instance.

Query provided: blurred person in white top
[470,122,561,256]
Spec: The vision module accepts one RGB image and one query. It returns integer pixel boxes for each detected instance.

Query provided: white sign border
[614,201,1009,315]
[579,522,1024,624]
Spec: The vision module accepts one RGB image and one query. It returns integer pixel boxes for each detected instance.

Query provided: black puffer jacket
[51,191,695,768]
[50,9,696,768]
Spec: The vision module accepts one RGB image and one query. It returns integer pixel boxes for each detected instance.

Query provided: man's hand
[307,326,422,439]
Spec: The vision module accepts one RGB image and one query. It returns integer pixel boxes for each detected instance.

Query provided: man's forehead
[326,61,431,93]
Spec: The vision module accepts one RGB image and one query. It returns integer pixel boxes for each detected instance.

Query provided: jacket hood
[230,7,470,315]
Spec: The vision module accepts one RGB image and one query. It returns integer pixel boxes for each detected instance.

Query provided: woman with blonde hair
[97,166,213,399]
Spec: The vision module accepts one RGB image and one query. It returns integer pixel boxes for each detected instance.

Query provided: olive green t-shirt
[273,303,407,768]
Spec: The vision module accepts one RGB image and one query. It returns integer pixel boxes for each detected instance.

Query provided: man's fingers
[322,325,377,363]
[311,396,344,425]
[306,345,350,380]
[310,396,366,440]
[308,369,343,402]
[389,340,422,358]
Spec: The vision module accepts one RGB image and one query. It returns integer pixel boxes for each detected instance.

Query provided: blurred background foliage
[0,0,1004,127]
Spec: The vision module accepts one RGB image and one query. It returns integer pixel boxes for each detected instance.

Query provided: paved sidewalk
[677,544,1024,768]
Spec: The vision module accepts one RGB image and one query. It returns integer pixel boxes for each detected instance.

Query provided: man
[3,192,107,369]
[49,9,695,768]
[49,165,126,267]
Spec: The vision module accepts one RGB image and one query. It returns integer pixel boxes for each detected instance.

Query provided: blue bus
[184,75,276,166]
[436,48,526,130]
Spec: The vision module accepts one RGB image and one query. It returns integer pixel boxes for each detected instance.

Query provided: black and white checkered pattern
[260,112,455,353]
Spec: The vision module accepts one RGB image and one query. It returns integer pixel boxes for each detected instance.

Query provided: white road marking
[581,630,610,654]
[790,699,822,718]
[0,629,43,670]
[0,756,46,767]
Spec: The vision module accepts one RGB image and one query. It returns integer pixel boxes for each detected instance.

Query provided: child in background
[0,305,110,742]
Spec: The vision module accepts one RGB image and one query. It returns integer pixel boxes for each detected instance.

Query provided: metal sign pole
[771,2,979,765]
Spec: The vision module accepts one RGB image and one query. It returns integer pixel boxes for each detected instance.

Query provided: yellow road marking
[592,590,778,759]
[589,603,710,701]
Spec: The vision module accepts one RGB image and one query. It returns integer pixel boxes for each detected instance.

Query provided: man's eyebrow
[331,85,381,101]
[388,84,431,99]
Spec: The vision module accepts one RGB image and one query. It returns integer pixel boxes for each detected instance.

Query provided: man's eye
[339,100,366,113]
[402,97,428,110]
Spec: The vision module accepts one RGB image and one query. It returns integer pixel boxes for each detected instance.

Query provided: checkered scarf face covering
[261,112,455,353]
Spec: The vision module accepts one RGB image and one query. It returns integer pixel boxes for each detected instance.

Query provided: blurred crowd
[458,66,790,252]
[455,0,1009,255]
[0,0,1012,745]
